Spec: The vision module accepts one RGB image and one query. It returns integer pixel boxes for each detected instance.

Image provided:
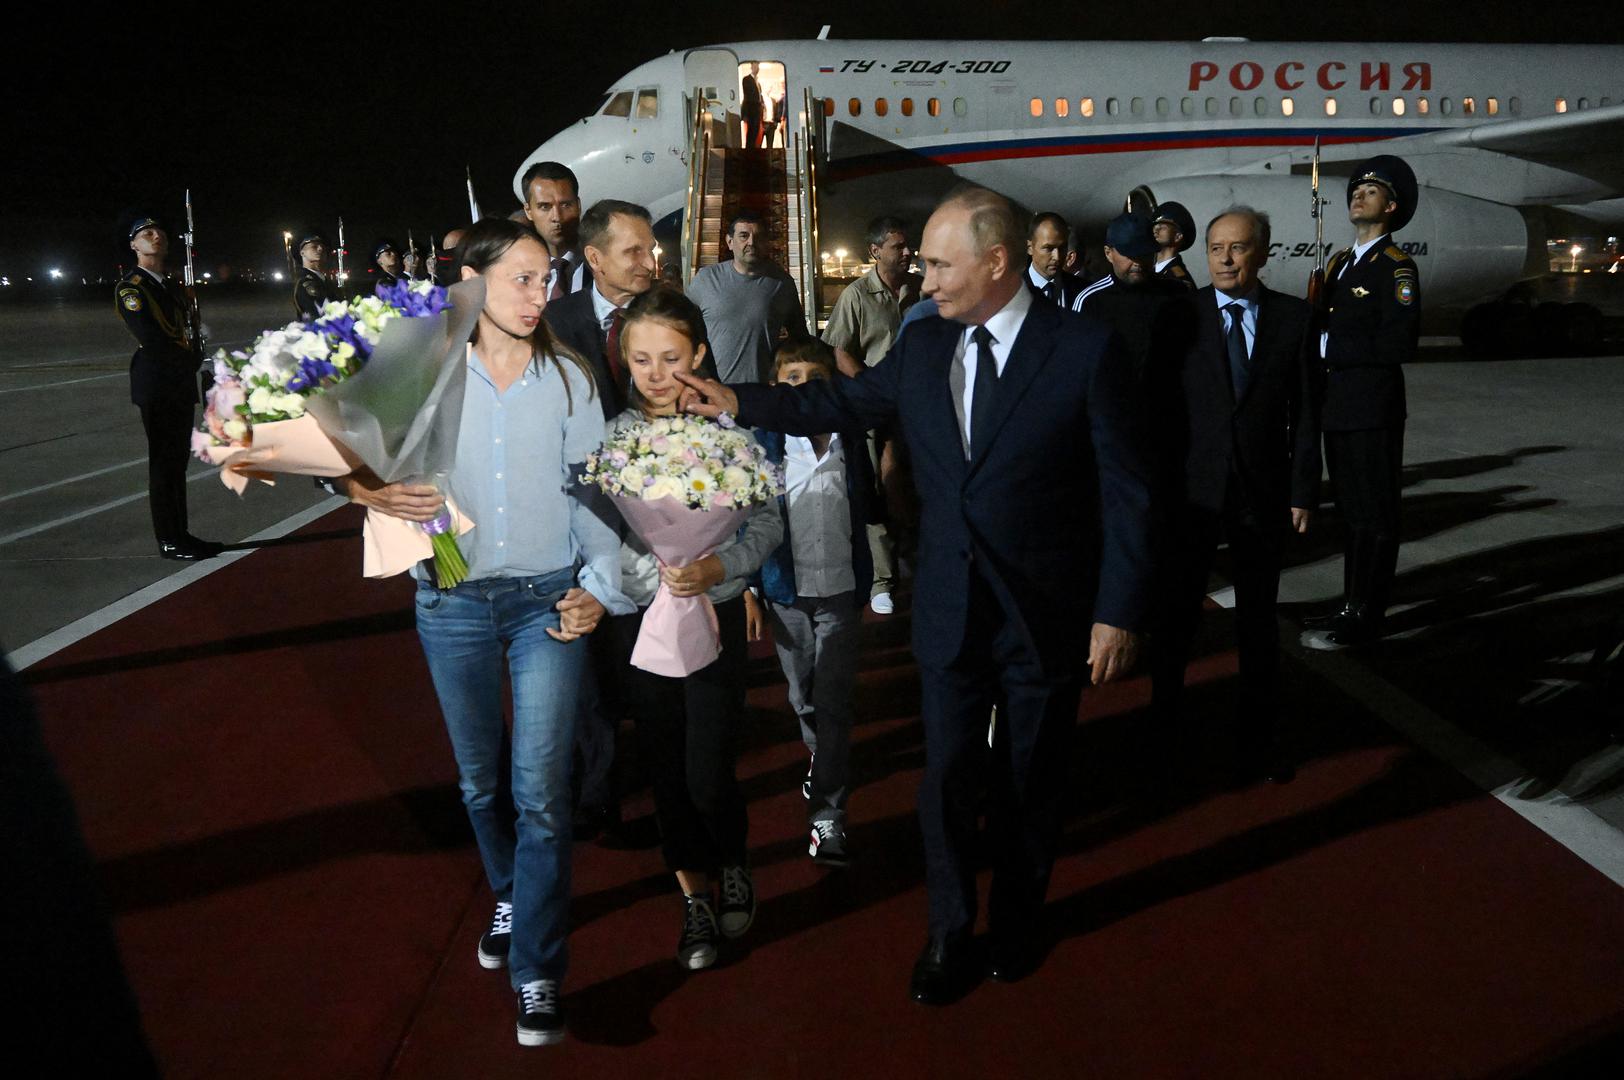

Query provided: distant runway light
[49,268,63,279]
[273,271,284,281]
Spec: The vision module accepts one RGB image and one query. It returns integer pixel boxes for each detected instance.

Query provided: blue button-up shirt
[1215,286,1259,357]
[420,347,631,614]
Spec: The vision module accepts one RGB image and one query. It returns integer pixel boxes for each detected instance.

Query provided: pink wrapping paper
[203,414,475,579]
[613,495,754,677]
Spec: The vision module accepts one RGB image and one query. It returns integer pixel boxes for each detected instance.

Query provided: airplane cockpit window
[603,91,633,117]
[635,89,659,119]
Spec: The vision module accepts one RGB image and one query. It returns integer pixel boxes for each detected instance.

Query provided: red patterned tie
[549,255,568,301]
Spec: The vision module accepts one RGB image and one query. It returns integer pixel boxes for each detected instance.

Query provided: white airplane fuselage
[517,39,1624,311]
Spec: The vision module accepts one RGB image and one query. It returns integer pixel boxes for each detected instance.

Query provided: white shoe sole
[516,1024,564,1047]
[678,946,717,970]
[477,946,508,970]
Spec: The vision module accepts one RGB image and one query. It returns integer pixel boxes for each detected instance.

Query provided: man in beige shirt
[822,215,923,614]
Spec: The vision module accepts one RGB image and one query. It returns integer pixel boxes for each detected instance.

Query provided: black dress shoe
[1326,618,1381,647]
[909,934,977,1005]
[158,539,222,561]
[1301,605,1354,631]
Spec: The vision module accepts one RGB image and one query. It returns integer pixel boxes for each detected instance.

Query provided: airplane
[514,36,1624,339]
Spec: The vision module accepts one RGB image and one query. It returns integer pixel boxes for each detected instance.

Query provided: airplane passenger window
[1370,97,1383,115]
[901,98,914,116]
[875,98,888,117]
[953,97,967,116]
[603,91,633,117]
[1324,97,1338,116]
[1155,97,1170,117]
[1205,97,1218,116]
[1180,97,1194,116]
[1463,96,1476,114]
[1254,97,1268,116]
[1030,97,1044,118]
[1509,96,1521,113]
[1486,97,1498,115]
[1555,97,1567,113]
[1055,98,1069,118]
[1417,96,1430,115]
[635,89,659,119]
[1392,97,1406,116]
[1441,97,1454,115]
[1282,96,1295,116]
[849,98,861,116]
[1106,97,1120,116]
[823,97,834,117]
[1080,97,1095,117]
[928,97,941,117]
[1577,97,1589,109]
[1130,96,1145,116]
[1229,97,1242,117]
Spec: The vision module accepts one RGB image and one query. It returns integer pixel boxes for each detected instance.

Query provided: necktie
[1042,281,1058,305]
[968,325,997,457]
[549,255,570,301]
[604,308,626,391]
[1224,302,1251,399]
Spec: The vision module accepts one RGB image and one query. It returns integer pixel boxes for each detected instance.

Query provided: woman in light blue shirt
[343,217,629,1048]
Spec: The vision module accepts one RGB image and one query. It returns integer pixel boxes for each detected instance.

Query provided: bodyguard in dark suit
[1024,211,1087,308]
[1151,207,1320,780]
[116,216,220,560]
[1305,156,1420,646]
[291,228,341,319]
[676,186,1154,1004]
[544,199,657,421]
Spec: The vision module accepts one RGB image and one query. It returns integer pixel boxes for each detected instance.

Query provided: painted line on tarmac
[0,371,125,394]
[5,496,345,671]
[0,467,229,547]
[1286,623,1624,889]
[0,457,146,503]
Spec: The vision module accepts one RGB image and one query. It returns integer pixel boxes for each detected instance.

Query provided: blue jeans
[414,568,584,987]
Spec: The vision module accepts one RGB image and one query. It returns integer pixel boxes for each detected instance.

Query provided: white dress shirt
[953,283,1034,457]
[782,433,856,597]
[589,279,619,331]
[547,251,588,296]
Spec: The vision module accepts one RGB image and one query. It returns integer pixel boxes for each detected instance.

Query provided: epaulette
[125,271,144,285]
[1382,244,1408,262]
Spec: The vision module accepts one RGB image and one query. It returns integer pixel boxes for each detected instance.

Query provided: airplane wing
[1302,102,1624,199]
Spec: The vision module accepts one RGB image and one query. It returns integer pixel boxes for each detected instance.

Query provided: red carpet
[23,505,1624,1078]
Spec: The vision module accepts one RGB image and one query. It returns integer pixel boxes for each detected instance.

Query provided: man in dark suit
[1150,207,1320,782]
[521,160,592,299]
[676,185,1154,1004]
[1024,212,1086,308]
[1304,156,1420,646]
[117,215,222,561]
[741,62,764,148]
[544,199,657,422]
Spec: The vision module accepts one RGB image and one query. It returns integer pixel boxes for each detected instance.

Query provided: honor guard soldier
[292,227,341,318]
[1305,155,1421,646]
[362,238,402,295]
[1152,201,1198,289]
[116,215,222,560]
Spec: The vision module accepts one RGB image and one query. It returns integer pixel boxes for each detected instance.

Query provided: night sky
[4,0,1618,279]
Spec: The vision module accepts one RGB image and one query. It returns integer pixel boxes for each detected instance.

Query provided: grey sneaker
[718,864,756,938]
[677,893,719,970]
[809,819,851,866]
[478,900,513,969]
[515,978,564,1046]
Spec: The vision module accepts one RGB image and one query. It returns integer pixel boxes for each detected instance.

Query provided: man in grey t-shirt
[686,211,808,384]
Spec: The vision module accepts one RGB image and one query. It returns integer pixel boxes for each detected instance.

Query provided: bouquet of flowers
[580,413,782,676]
[193,278,483,586]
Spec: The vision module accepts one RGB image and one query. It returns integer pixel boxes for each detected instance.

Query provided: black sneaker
[477,900,513,970]
[809,819,851,866]
[515,978,564,1046]
[677,893,719,970]
[717,864,756,939]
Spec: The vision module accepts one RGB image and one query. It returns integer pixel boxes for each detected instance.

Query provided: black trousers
[137,397,196,545]
[1324,426,1405,618]
[614,596,749,874]
[917,568,1081,939]
[1151,496,1285,744]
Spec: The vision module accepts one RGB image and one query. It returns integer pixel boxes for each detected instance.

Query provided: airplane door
[684,48,739,112]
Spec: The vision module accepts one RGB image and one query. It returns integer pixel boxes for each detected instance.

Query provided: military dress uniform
[294,265,341,319]
[1153,201,1199,291]
[1317,155,1421,643]
[116,235,211,556]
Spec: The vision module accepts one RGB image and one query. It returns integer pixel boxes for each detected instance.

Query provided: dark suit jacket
[116,270,198,407]
[545,287,626,420]
[1178,285,1321,521]
[734,297,1154,677]
[1321,241,1419,430]
[1025,269,1088,310]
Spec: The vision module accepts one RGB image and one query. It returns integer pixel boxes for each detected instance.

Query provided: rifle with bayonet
[1306,137,1327,312]
[182,189,211,400]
